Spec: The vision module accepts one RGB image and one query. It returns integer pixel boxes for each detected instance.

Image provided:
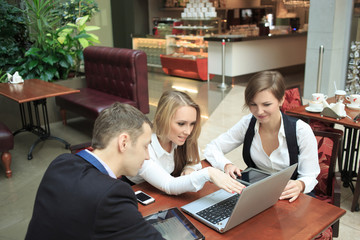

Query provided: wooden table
[286,98,360,212]
[133,181,346,240]
[0,79,79,159]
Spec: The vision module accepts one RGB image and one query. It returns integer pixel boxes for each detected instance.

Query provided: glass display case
[166,35,208,59]
[132,37,167,67]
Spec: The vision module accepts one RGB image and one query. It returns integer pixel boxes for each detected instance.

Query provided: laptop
[181,164,297,233]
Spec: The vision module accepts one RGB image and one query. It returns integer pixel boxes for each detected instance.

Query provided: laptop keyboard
[196,194,240,224]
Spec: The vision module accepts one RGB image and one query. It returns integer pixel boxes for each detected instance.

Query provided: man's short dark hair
[92,102,152,149]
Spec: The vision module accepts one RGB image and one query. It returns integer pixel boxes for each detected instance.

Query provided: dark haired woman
[204,71,320,202]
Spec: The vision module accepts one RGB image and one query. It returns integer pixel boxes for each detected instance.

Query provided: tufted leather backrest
[83,46,149,114]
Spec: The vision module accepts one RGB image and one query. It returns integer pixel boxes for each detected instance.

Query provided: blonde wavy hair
[153,90,201,176]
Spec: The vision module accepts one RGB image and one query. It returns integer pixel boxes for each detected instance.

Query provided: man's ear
[118,133,130,153]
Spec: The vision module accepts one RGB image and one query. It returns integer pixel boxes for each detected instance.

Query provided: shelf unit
[174,18,221,35]
[161,18,219,81]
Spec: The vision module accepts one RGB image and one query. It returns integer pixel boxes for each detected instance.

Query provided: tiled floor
[0,67,359,239]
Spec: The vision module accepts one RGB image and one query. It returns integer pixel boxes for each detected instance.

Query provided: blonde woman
[127,90,244,195]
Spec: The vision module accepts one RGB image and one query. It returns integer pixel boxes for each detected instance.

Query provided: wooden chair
[0,122,14,178]
[313,130,342,238]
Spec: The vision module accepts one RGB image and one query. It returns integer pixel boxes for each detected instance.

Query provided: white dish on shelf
[346,104,360,110]
[305,106,323,113]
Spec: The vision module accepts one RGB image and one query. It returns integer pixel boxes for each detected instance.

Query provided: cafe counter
[204,32,307,78]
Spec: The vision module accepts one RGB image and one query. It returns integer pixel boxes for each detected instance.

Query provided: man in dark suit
[26,102,164,240]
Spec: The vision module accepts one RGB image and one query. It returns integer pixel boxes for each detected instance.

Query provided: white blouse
[203,113,320,193]
[128,133,213,195]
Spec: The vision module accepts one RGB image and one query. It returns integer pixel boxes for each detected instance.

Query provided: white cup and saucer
[346,94,360,110]
[305,100,323,113]
[312,93,328,102]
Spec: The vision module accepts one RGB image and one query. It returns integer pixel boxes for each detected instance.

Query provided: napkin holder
[320,107,344,120]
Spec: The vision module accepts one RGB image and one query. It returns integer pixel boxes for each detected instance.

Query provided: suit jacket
[25,153,164,240]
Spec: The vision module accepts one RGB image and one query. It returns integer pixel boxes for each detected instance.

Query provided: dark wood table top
[0,78,79,103]
[133,180,346,240]
[286,97,360,130]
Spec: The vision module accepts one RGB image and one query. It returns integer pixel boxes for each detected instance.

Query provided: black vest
[242,113,299,180]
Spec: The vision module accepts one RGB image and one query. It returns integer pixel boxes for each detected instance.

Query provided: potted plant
[9,0,73,81]
[57,15,100,76]
[56,0,99,26]
[8,0,100,82]
[55,0,100,76]
[0,0,29,79]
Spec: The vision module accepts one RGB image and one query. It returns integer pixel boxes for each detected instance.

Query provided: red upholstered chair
[56,46,149,125]
[280,86,303,113]
[0,122,14,178]
[281,88,344,238]
[313,130,342,239]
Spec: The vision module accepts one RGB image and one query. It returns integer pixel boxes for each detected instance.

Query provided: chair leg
[1,151,12,178]
[60,109,67,125]
[332,220,339,238]
[351,165,360,212]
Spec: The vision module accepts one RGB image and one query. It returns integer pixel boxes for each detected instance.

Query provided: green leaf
[87,33,100,43]
[57,36,66,44]
[78,38,89,48]
[77,15,89,26]
[28,60,39,70]
[84,26,100,31]
[74,33,91,39]
[26,47,41,56]
[43,55,58,65]
[67,23,77,28]
[59,59,70,68]
[26,72,36,80]
[42,69,55,81]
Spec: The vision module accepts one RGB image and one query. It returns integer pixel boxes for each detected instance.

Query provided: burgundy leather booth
[55,46,149,124]
[0,122,14,178]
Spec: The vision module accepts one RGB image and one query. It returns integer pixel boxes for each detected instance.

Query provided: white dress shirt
[203,113,320,193]
[128,133,212,195]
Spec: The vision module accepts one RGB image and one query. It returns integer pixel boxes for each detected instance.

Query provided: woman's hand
[208,167,245,194]
[279,180,305,202]
[224,163,242,179]
[181,168,195,176]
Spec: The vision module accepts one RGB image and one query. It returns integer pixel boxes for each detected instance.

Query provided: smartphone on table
[135,190,155,205]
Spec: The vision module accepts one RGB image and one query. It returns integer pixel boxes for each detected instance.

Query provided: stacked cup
[333,90,347,116]
[335,90,346,103]
[308,93,327,111]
